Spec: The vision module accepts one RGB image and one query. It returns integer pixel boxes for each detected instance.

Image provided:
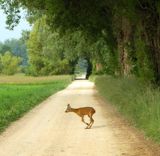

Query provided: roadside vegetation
[93,75,160,143]
[0,75,71,132]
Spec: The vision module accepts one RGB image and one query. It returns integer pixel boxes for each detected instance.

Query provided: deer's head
[65,104,72,113]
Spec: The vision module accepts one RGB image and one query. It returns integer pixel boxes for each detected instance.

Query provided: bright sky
[0,9,32,42]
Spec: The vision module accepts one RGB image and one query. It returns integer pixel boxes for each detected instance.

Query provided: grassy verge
[0,75,71,132]
[92,75,160,143]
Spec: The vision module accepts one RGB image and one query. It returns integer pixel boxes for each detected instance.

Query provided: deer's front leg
[81,116,89,126]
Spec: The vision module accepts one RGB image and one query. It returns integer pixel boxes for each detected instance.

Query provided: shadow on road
[92,125,107,129]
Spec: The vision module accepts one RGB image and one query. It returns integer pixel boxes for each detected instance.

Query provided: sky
[0,9,32,42]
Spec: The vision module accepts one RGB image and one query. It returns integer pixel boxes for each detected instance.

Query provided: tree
[0,51,22,75]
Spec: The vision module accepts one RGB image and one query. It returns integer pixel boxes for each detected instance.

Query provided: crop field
[0,74,71,84]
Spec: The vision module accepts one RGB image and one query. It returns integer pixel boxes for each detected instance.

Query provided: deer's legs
[81,116,89,127]
[88,116,94,128]
[87,115,94,129]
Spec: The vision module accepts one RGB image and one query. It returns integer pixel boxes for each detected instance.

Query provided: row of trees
[26,17,111,76]
[26,16,104,75]
[1,1,160,84]
[26,17,72,75]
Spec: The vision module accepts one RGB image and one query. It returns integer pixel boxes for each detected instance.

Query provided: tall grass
[94,75,160,142]
[0,76,71,132]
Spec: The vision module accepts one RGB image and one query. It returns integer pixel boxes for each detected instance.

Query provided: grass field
[0,75,71,132]
[93,75,160,143]
[0,74,71,84]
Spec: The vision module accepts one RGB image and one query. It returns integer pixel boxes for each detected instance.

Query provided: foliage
[0,51,22,75]
[133,28,154,81]
[26,15,120,76]
[27,17,72,75]
[1,0,160,83]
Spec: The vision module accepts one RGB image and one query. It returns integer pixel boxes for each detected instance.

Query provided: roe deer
[65,104,96,129]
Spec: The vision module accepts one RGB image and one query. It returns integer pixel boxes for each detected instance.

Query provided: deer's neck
[70,108,78,114]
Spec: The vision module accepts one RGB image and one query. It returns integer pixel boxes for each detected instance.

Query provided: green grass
[93,75,160,143]
[0,75,71,132]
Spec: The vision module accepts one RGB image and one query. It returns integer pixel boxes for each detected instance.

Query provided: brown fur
[65,104,96,129]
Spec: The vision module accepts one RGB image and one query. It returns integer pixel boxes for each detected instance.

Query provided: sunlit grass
[0,74,71,84]
[0,75,71,132]
[93,75,160,143]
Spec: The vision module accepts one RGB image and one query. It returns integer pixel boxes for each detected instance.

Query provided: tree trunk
[117,17,131,76]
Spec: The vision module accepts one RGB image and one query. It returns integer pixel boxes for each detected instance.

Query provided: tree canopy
[1,0,160,83]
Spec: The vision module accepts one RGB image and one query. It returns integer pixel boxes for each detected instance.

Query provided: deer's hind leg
[88,114,94,129]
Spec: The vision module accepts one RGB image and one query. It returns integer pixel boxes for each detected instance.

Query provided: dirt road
[0,80,159,156]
